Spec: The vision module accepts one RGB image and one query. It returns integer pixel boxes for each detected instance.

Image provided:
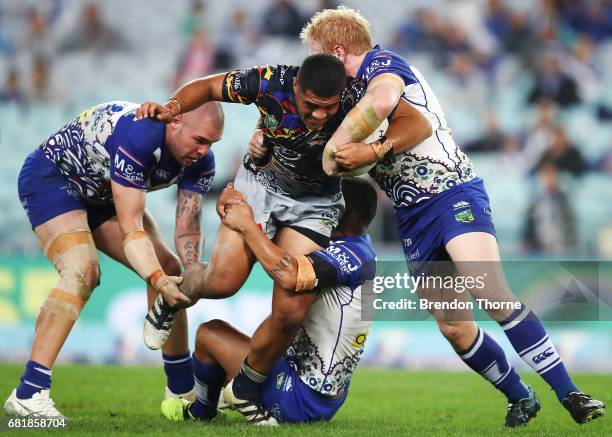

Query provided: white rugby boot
[143,294,177,350]
[3,389,65,418]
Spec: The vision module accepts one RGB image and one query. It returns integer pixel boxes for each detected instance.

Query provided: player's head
[167,101,224,166]
[300,6,372,58]
[336,177,378,235]
[294,53,346,130]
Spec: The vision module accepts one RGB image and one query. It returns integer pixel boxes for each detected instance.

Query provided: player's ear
[170,114,183,125]
[293,77,298,94]
[333,45,345,62]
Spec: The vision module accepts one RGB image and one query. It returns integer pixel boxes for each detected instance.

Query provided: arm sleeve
[178,151,216,195]
[109,116,162,190]
[363,53,418,86]
[309,254,339,289]
[221,66,269,104]
[308,242,366,289]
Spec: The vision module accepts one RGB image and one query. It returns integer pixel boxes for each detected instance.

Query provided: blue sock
[459,328,531,402]
[16,360,52,399]
[500,303,579,403]
[189,353,226,420]
[163,352,194,395]
[233,359,267,401]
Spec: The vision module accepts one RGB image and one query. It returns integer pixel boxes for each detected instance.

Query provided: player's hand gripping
[216,183,247,218]
[222,203,255,233]
[247,129,268,160]
[334,142,377,170]
[135,101,175,123]
[152,274,191,308]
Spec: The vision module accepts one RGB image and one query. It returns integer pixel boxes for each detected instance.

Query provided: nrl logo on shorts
[453,201,470,209]
[264,114,279,131]
[455,209,475,223]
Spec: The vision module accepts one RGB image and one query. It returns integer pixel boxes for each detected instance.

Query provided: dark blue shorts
[260,357,348,423]
[17,148,116,230]
[394,178,496,268]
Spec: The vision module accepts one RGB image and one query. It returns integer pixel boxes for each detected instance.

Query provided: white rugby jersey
[355,46,477,207]
[284,234,376,396]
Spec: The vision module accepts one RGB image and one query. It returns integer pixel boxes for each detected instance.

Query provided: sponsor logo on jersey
[352,331,369,349]
[455,209,474,223]
[232,69,248,91]
[155,169,170,180]
[324,244,359,273]
[364,56,392,79]
[194,174,213,193]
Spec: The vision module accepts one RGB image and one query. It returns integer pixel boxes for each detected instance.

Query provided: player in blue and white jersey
[159,177,377,425]
[3,101,223,419]
[297,6,605,427]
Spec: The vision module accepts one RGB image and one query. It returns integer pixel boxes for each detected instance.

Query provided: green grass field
[0,365,609,436]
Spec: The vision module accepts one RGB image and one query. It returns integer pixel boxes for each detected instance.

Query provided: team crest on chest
[264,114,279,131]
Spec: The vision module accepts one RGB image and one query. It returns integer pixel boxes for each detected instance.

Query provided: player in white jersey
[294,6,604,427]
[160,177,377,425]
[4,101,223,419]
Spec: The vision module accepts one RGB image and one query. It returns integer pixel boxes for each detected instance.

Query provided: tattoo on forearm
[179,238,200,266]
[176,189,203,266]
[271,253,293,279]
[176,190,202,226]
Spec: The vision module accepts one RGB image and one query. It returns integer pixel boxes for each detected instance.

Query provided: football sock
[16,360,52,399]
[500,303,578,402]
[189,353,226,420]
[163,351,194,395]
[233,359,266,401]
[459,328,530,402]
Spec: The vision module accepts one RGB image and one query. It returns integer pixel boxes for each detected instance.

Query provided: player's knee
[84,264,101,291]
[438,322,472,346]
[160,253,181,277]
[272,299,309,330]
[196,319,228,346]
[199,266,240,299]
[44,228,100,320]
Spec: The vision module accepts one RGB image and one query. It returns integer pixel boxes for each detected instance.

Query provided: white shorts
[234,165,344,246]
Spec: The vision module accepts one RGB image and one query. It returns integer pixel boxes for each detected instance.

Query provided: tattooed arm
[174,189,204,267]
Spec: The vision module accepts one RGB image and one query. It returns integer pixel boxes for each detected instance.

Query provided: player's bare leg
[226,227,320,425]
[4,210,98,418]
[93,212,194,399]
[142,223,256,353]
[183,223,256,299]
[247,227,320,373]
[161,319,251,422]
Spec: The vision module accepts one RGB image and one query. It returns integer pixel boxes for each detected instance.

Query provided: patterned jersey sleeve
[309,241,376,290]
[109,115,165,190]
[222,66,273,104]
[178,151,215,195]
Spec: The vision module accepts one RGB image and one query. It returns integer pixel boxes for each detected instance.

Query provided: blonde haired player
[296,6,604,427]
